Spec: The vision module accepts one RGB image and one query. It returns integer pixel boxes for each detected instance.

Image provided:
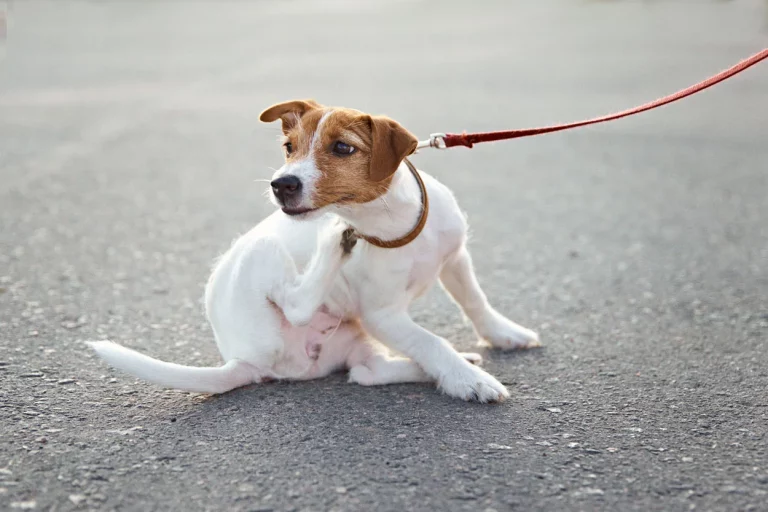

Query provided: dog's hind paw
[340,227,359,255]
[478,310,541,350]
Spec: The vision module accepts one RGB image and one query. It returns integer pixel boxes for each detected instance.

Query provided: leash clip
[416,133,447,150]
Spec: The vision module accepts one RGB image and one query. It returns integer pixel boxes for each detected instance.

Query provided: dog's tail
[88,341,256,394]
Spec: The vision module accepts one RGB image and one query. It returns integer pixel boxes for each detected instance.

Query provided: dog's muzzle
[270,175,316,216]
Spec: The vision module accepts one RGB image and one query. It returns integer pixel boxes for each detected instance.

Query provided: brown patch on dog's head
[260,100,417,213]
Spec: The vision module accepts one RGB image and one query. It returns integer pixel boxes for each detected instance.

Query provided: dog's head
[259,99,418,217]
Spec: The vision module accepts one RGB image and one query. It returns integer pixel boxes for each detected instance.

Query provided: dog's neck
[333,161,422,245]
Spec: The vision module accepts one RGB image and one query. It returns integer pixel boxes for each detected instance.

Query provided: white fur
[311,111,331,149]
[90,124,539,402]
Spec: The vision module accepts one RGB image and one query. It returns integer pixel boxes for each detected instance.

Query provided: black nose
[270,175,302,203]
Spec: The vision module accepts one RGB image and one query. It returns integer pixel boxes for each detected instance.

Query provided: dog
[90,99,540,402]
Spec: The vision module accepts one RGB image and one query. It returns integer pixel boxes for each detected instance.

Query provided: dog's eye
[284,142,293,155]
[332,141,356,156]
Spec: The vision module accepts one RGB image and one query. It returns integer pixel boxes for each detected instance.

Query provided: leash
[365,49,767,249]
[416,48,768,150]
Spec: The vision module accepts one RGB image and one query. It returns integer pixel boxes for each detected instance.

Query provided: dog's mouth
[279,194,357,217]
[281,206,318,217]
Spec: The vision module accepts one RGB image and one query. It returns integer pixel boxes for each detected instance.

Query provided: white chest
[321,224,462,319]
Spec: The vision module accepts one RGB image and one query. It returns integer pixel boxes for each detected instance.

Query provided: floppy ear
[368,115,418,182]
[259,99,322,127]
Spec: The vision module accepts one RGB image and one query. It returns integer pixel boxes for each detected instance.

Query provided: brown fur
[368,116,418,182]
[259,100,418,209]
[259,99,322,129]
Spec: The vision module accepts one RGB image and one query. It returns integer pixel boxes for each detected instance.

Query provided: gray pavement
[1,1,767,511]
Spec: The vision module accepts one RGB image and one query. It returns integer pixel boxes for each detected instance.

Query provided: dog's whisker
[261,186,275,201]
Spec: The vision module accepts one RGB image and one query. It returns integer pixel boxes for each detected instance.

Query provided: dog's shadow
[91,345,552,499]
[169,345,545,436]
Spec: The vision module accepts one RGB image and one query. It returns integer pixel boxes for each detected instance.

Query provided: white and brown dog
[90,100,540,403]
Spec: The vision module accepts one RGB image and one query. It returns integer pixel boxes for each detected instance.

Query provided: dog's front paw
[439,364,509,403]
[478,310,541,350]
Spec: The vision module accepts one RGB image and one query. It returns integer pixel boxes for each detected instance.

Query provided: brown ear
[368,115,418,182]
[259,99,322,124]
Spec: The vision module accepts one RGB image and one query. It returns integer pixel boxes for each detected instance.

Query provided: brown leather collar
[358,158,428,249]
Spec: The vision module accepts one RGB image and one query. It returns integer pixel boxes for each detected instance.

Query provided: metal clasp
[416,133,447,150]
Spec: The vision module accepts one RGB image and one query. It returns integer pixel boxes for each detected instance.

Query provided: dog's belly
[322,281,359,319]
[274,308,359,380]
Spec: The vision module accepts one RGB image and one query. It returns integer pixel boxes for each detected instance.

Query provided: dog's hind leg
[439,247,540,350]
[270,221,355,327]
[209,221,353,368]
[348,355,431,386]
[348,351,483,386]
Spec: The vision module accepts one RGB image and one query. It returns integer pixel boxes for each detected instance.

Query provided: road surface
[1,1,767,511]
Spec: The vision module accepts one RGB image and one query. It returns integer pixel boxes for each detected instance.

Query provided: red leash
[417,48,768,150]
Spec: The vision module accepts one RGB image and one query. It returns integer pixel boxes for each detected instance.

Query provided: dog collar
[358,158,428,249]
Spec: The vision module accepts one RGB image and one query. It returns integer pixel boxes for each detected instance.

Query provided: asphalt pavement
[1,1,767,511]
